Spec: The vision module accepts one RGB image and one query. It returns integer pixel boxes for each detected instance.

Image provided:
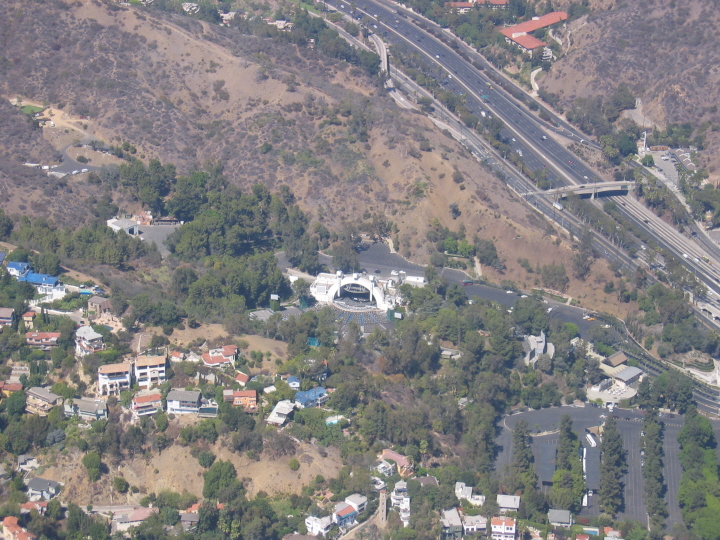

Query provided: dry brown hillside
[0,0,631,310]
[541,0,720,176]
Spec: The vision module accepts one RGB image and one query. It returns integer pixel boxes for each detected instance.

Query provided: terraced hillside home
[98,363,132,395]
[26,477,61,500]
[134,354,167,389]
[166,389,201,414]
[25,387,63,416]
[132,390,163,417]
[25,332,60,350]
[490,517,516,540]
[6,262,30,278]
[2,515,37,540]
[21,311,35,329]
[75,326,105,357]
[63,398,108,421]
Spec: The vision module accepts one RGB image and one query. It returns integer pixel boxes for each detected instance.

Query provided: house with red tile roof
[2,516,37,540]
[499,11,568,53]
[202,345,238,367]
[235,371,250,386]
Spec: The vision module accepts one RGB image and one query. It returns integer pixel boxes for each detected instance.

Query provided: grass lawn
[286,0,322,14]
[21,105,44,115]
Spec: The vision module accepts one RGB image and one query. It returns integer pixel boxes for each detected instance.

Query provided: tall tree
[599,416,626,515]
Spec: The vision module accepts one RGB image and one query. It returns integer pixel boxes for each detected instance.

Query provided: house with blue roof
[6,262,30,278]
[18,272,65,296]
[286,375,301,390]
[294,387,329,409]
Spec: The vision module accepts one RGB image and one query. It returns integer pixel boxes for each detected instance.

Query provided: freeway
[328,0,599,188]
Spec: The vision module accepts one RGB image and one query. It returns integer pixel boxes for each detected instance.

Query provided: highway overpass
[555,182,636,198]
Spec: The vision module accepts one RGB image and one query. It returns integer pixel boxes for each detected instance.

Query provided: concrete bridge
[555,181,636,199]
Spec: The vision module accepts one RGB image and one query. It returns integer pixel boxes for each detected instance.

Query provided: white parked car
[547,307,553,313]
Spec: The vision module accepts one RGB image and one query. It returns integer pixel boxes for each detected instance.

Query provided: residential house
[113,507,159,532]
[455,482,486,506]
[25,387,63,416]
[18,273,65,296]
[6,262,30,278]
[63,398,108,421]
[75,326,105,357]
[25,332,61,350]
[294,387,329,409]
[333,502,357,528]
[490,517,516,540]
[391,481,411,527]
[132,391,163,417]
[496,495,520,514]
[381,449,414,476]
[134,355,167,389]
[180,513,199,532]
[98,363,132,395]
[375,460,394,477]
[106,218,139,236]
[20,501,48,515]
[21,312,35,329]
[202,345,238,367]
[87,296,113,315]
[547,509,573,528]
[222,389,258,412]
[170,351,186,363]
[235,371,250,386]
[26,478,61,500]
[0,308,15,327]
[440,508,463,540]
[267,400,295,426]
[286,375,301,390]
[0,381,23,397]
[2,516,37,540]
[264,385,277,394]
[462,514,487,534]
[524,331,555,366]
[17,455,38,472]
[444,2,473,13]
[417,476,439,488]
[166,390,202,415]
[345,494,367,514]
[305,515,333,537]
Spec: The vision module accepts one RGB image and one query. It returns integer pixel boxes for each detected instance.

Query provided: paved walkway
[530,67,542,96]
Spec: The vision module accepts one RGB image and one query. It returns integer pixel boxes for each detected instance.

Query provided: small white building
[106,218,139,236]
[305,515,333,537]
[98,363,132,395]
[391,481,411,527]
[455,482,486,506]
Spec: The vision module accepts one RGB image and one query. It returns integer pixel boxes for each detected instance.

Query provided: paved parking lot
[495,406,715,524]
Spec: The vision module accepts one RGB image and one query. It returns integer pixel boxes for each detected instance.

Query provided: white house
[305,515,333,537]
[491,517,516,540]
[391,481,411,527]
[75,326,105,357]
[266,400,295,426]
[132,390,163,417]
[455,482,486,506]
[98,363,132,395]
[134,355,167,389]
[496,494,520,514]
[63,398,108,421]
[345,494,367,514]
[166,389,201,414]
[463,514,487,534]
[547,509,573,528]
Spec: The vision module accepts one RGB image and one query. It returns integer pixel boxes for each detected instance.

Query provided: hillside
[0,0,630,306]
[541,0,720,177]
